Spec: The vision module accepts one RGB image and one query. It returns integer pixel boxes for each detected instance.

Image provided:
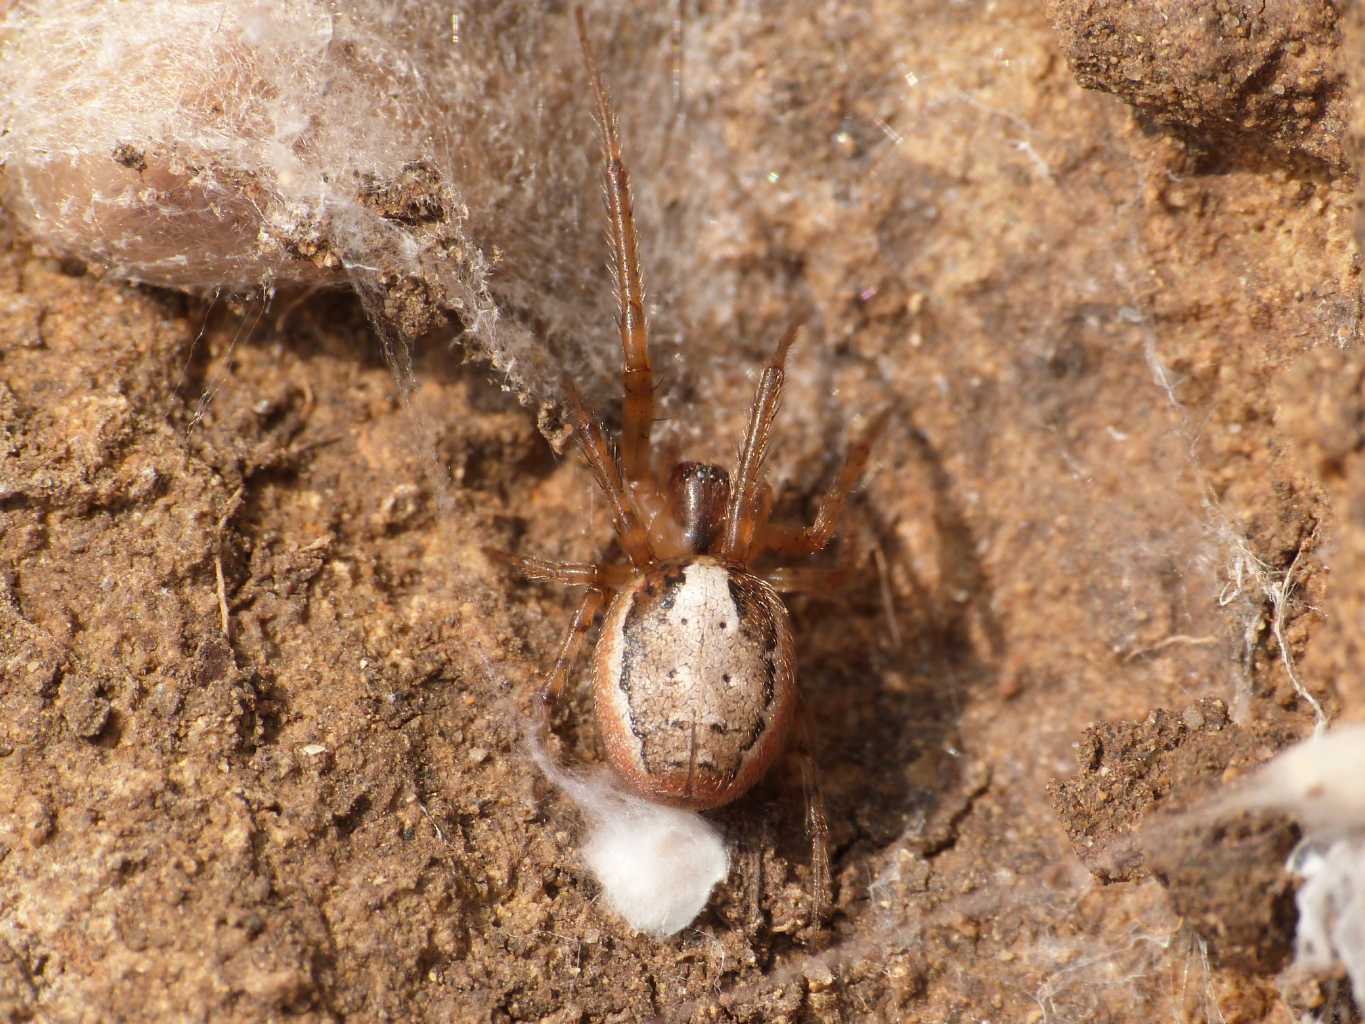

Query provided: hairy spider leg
[480,548,625,709]
[718,322,801,563]
[562,380,657,569]
[756,408,892,560]
[482,550,634,590]
[543,587,608,708]
[575,9,654,487]
[795,709,832,930]
[762,564,859,594]
[483,550,617,711]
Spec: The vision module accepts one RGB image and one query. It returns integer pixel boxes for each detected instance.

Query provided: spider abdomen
[592,557,797,810]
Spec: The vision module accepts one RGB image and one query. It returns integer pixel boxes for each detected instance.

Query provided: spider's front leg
[575,9,655,487]
[719,323,801,563]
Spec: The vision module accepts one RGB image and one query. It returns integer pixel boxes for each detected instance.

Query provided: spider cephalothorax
[490,11,883,812]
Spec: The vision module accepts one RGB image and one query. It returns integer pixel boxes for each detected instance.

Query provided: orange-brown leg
[795,709,832,930]
[575,10,655,486]
[636,436,690,560]
[763,564,858,595]
[542,587,609,708]
[719,323,801,563]
[562,381,657,570]
[484,549,634,589]
[487,550,612,715]
[756,409,890,560]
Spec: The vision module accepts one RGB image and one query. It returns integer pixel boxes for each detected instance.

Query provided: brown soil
[3,2,1364,1022]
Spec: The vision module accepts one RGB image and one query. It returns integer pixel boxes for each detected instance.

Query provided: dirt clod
[59,675,111,740]
[1049,698,1295,882]
[1051,0,1347,166]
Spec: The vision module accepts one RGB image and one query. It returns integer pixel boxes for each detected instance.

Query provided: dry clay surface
[2,1,1364,1021]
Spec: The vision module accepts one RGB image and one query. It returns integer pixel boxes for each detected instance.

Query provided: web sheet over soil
[1,2,1362,1021]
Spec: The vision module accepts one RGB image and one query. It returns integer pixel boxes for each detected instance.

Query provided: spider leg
[575,9,655,486]
[762,564,859,595]
[486,550,615,711]
[542,587,609,708]
[483,549,634,589]
[562,380,657,569]
[795,709,832,931]
[719,322,801,563]
[757,408,890,560]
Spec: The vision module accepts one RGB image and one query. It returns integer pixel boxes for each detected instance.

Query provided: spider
[492,10,884,819]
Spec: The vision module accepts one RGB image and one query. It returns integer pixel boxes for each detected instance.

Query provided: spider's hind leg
[795,709,833,932]
[757,409,891,561]
[542,587,608,709]
[484,550,625,710]
[763,564,859,595]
